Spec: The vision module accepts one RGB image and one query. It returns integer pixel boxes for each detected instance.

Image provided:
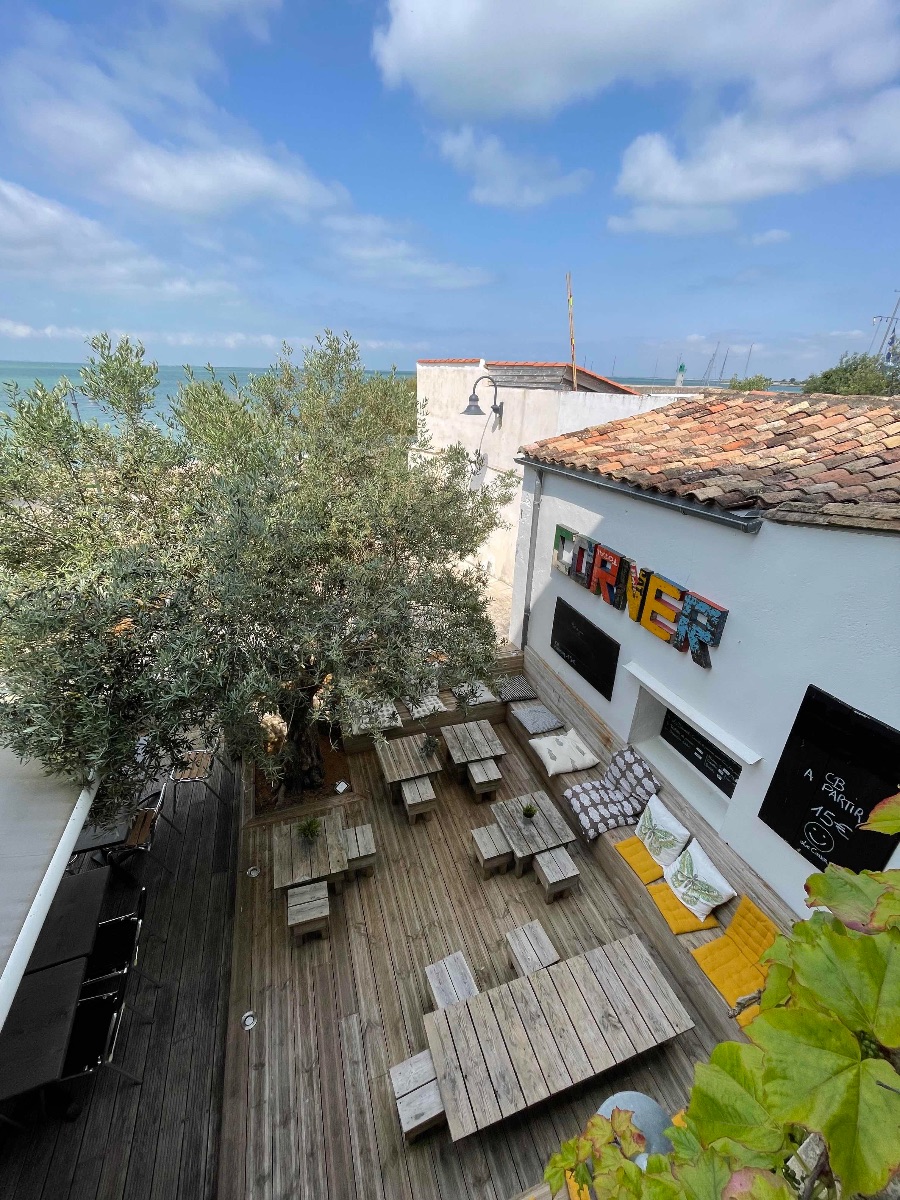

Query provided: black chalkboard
[759,685,900,872]
[550,597,619,701]
[661,710,742,798]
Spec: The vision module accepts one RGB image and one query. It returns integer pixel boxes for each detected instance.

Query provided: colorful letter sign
[551,525,728,668]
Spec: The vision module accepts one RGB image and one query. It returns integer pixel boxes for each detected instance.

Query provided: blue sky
[1,0,899,378]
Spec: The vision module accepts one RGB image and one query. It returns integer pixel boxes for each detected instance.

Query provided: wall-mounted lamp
[461,374,503,427]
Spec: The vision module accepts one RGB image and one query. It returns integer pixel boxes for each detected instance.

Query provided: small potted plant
[297,816,322,841]
[521,801,538,821]
[420,733,440,759]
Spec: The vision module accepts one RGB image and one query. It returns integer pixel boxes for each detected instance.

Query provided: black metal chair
[104,792,174,876]
[61,986,142,1086]
[81,888,161,999]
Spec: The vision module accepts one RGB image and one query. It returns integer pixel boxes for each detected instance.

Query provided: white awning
[0,748,98,1032]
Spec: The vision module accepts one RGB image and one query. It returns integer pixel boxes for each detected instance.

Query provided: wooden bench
[389,1048,446,1142]
[425,950,479,1009]
[286,881,330,942]
[400,776,438,824]
[505,919,560,976]
[471,823,513,878]
[533,846,580,902]
[342,823,376,877]
[466,757,503,802]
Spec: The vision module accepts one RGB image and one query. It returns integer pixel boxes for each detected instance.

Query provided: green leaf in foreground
[684,1042,787,1166]
[805,864,888,929]
[750,1008,900,1196]
[860,791,900,835]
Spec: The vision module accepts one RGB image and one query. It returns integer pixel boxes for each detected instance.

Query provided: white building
[509,391,900,914]
[416,359,675,589]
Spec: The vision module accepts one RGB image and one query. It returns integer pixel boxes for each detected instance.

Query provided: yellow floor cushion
[736,1004,760,1028]
[615,835,664,884]
[648,882,720,933]
[726,895,779,962]
[691,935,767,1007]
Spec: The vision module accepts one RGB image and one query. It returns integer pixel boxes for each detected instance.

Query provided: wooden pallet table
[375,732,444,797]
[423,934,694,1142]
[490,790,576,877]
[271,810,348,893]
[442,720,506,782]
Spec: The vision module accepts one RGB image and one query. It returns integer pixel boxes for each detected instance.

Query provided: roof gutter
[515,456,763,533]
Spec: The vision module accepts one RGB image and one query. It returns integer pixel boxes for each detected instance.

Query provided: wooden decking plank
[505,977,574,1094]
[466,993,525,1119]
[602,940,676,1043]
[621,937,695,1036]
[340,1014,387,1200]
[486,988,550,1107]
[425,1011,478,1142]
[546,962,616,1075]
[525,970,593,1084]
[565,954,638,1063]
[443,1003,503,1130]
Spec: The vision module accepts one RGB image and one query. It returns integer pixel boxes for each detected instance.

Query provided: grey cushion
[563,779,646,840]
[600,746,660,808]
[510,701,565,736]
[497,674,539,702]
[451,681,498,706]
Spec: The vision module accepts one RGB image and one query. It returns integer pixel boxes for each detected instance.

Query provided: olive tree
[0,332,515,822]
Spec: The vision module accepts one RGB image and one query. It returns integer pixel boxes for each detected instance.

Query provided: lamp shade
[462,394,485,416]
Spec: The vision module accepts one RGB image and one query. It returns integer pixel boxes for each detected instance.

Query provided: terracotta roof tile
[519,391,900,533]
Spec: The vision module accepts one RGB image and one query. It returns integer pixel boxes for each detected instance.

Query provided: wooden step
[534,847,580,903]
[472,823,513,879]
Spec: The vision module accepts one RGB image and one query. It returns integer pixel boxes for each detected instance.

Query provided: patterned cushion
[664,839,736,920]
[511,701,564,736]
[563,779,644,839]
[496,674,539,702]
[529,729,600,777]
[349,698,402,735]
[452,681,498,706]
[635,796,690,867]
[403,689,446,720]
[599,746,660,809]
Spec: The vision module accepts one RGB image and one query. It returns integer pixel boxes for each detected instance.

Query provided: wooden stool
[400,777,437,824]
[471,824,512,879]
[390,1049,445,1142]
[342,824,377,877]
[425,951,479,1009]
[534,847,580,903]
[286,881,330,941]
[466,758,502,802]
[506,920,560,976]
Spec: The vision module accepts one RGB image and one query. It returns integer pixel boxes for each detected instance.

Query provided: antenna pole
[876,292,900,357]
[744,343,754,375]
[718,347,730,381]
[566,272,577,390]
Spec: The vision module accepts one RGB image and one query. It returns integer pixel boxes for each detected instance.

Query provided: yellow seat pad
[648,882,719,933]
[615,835,664,884]
[727,895,779,962]
[736,1004,760,1028]
[692,935,766,1007]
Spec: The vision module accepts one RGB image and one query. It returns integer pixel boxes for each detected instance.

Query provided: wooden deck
[0,761,239,1200]
[218,726,724,1200]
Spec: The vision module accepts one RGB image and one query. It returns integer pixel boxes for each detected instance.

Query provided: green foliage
[521,802,538,818]
[547,857,900,1199]
[803,353,899,396]
[0,331,516,821]
[297,817,321,840]
[861,791,900,836]
[728,375,773,392]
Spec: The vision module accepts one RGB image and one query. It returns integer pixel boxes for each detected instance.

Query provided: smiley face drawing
[804,822,835,855]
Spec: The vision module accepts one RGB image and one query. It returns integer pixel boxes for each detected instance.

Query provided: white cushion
[635,796,690,867]
[664,839,736,920]
[404,689,447,720]
[510,701,564,736]
[452,681,498,706]
[529,728,600,777]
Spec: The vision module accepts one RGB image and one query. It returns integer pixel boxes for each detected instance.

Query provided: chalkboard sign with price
[759,685,900,872]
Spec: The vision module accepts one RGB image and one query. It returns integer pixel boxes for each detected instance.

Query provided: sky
[0,0,899,379]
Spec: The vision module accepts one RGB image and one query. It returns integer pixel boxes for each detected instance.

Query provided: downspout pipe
[519,466,543,649]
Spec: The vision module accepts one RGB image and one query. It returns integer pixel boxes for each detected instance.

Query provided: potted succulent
[420,733,440,759]
[521,801,538,821]
[297,816,322,841]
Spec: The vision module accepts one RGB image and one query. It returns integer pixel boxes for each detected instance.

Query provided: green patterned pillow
[635,796,690,867]
[664,839,736,920]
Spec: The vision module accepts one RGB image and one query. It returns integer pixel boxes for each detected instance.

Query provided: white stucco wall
[510,464,900,914]
[417,362,674,588]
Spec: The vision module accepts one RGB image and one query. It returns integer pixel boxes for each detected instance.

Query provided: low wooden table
[424,934,693,1141]
[442,721,507,782]
[490,790,576,876]
[272,811,348,893]
[375,733,443,798]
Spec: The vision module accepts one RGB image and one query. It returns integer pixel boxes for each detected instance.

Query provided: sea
[0,359,800,422]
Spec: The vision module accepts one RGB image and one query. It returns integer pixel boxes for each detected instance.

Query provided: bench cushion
[692,935,767,1008]
[404,689,447,719]
[452,681,498,706]
[664,839,736,921]
[614,835,665,884]
[529,729,600,777]
[648,881,720,933]
[510,701,564,736]
[496,674,539,702]
[635,796,690,867]
[726,895,779,963]
[564,780,645,839]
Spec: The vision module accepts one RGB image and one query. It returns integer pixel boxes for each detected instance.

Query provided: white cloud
[608,204,735,235]
[749,229,791,245]
[0,317,297,351]
[323,214,490,289]
[438,127,590,209]
[0,178,233,297]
